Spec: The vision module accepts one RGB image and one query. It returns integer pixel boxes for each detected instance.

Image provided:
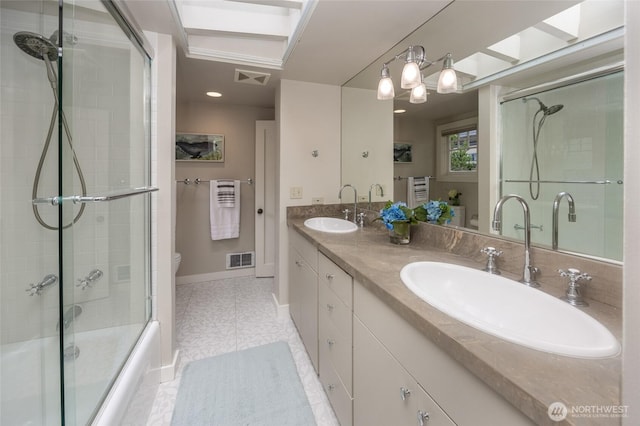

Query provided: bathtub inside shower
[1,322,159,425]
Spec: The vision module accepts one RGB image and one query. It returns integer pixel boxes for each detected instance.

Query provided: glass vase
[389,221,411,244]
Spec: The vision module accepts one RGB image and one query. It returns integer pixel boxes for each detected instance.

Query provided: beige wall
[276,79,342,305]
[341,87,393,202]
[393,114,436,203]
[175,102,274,279]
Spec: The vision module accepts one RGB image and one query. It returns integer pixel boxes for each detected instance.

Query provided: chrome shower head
[13,31,57,61]
[523,96,563,116]
[544,104,564,115]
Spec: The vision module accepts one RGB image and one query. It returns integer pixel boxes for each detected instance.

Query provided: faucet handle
[342,208,350,220]
[481,247,502,275]
[481,246,502,257]
[558,268,591,306]
[558,268,592,283]
[357,212,366,227]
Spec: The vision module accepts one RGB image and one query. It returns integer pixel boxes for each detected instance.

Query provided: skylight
[171,0,317,68]
[423,0,624,90]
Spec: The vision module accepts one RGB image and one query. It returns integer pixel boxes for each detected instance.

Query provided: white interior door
[255,120,276,277]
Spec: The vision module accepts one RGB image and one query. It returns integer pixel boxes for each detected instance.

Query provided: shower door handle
[33,186,159,205]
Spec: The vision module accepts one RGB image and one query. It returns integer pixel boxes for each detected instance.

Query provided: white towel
[210,180,240,240]
[216,179,236,207]
[407,176,429,208]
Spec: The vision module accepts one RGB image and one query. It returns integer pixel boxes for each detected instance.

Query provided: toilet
[174,252,182,273]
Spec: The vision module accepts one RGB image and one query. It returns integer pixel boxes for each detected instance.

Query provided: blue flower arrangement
[415,200,454,225]
[377,201,417,230]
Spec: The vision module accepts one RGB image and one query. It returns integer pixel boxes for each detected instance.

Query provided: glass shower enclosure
[1,0,154,424]
[500,71,623,261]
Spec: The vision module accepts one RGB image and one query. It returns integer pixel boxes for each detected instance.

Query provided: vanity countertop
[288,217,622,426]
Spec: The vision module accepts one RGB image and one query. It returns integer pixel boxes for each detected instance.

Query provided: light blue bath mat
[171,341,316,426]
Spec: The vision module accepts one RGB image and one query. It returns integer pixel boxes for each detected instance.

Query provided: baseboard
[272,293,290,320]
[176,267,255,285]
[160,349,180,383]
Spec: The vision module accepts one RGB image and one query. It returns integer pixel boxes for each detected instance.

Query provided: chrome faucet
[338,184,358,223]
[552,192,576,250]
[492,194,539,287]
[368,183,384,210]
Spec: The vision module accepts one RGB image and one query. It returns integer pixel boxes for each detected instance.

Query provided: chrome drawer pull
[326,303,334,312]
[417,410,430,425]
[327,338,335,347]
[326,273,335,280]
[400,387,411,401]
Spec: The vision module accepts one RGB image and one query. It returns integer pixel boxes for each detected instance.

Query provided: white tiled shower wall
[0,5,149,344]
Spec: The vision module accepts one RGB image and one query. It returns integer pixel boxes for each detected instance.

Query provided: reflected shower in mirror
[500,71,623,261]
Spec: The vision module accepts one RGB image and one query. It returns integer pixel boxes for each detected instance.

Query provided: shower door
[1,0,153,424]
[59,1,153,424]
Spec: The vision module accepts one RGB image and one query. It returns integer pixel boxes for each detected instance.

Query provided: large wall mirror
[341,0,624,262]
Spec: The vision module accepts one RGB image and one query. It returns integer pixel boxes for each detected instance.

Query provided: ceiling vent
[234,69,271,86]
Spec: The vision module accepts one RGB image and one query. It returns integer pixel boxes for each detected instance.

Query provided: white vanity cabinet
[354,316,454,426]
[289,231,319,371]
[353,281,534,426]
[318,253,354,426]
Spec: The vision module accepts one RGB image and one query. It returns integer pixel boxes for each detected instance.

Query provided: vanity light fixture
[377,64,395,100]
[377,45,458,101]
[437,53,458,93]
[206,91,222,98]
[410,74,427,104]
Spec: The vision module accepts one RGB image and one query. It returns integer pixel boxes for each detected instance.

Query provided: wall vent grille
[226,251,255,269]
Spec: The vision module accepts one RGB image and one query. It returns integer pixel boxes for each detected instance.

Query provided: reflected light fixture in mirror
[401,46,422,89]
[410,74,427,104]
[437,53,457,93]
[377,45,457,101]
[377,64,395,100]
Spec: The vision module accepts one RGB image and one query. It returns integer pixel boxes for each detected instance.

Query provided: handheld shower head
[523,96,563,115]
[13,31,57,61]
[544,104,564,115]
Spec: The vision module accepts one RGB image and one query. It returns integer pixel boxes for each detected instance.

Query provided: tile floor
[146,276,340,425]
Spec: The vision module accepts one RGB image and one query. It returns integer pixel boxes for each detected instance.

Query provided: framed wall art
[393,142,412,163]
[176,133,224,162]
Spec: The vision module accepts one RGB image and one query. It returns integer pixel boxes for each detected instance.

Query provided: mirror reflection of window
[436,118,478,183]
[447,128,477,172]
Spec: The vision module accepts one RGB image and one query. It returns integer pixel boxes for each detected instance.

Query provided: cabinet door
[289,246,303,329]
[290,246,318,371]
[354,317,454,426]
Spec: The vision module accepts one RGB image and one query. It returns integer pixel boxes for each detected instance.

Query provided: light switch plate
[290,187,303,199]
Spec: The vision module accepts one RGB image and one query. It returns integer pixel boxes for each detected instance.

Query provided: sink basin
[400,261,620,358]
[304,217,358,233]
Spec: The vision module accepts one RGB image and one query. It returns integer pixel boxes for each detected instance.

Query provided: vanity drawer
[320,356,353,426]
[319,306,352,395]
[319,279,352,333]
[290,230,318,272]
[319,253,353,307]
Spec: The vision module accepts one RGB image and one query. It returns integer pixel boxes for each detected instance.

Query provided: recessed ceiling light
[206,91,222,98]
[394,109,406,114]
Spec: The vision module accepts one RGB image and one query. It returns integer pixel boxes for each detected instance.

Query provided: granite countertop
[288,217,622,426]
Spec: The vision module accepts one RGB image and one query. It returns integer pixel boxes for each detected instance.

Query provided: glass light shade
[377,77,395,100]
[410,83,427,104]
[401,61,421,89]
[437,68,458,93]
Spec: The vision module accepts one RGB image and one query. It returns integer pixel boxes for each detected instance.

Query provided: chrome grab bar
[33,186,158,205]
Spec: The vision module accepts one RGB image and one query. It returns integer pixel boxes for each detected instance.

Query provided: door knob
[257,208,263,214]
